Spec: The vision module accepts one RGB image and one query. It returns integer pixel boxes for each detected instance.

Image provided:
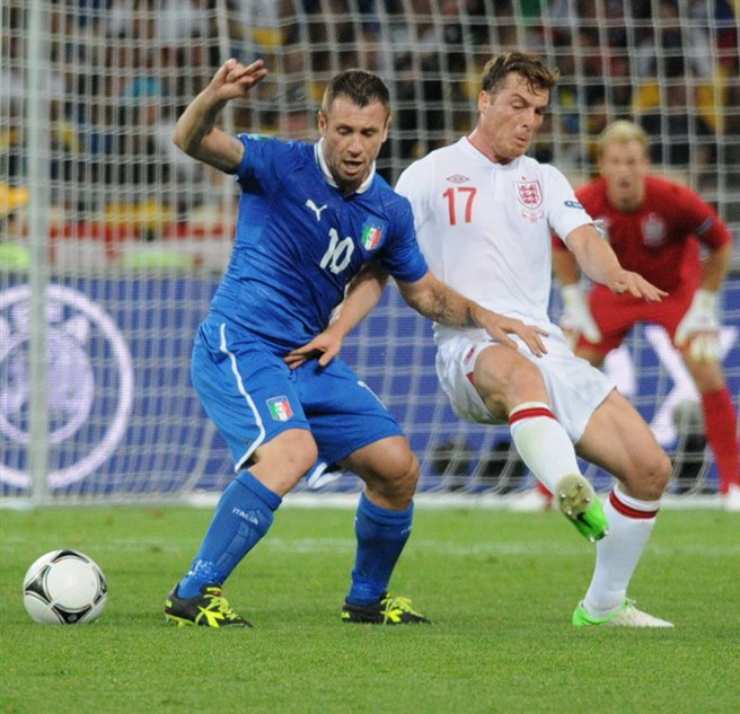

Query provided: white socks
[508,402,580,493]
[583,486,660,617]
[508,402,660,618]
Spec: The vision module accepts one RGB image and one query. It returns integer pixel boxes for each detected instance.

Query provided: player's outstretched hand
[473,306,549,357]
[608,269,667,302]
[674,289,721,362]
[284,328,344,370]
[206,58,268,103]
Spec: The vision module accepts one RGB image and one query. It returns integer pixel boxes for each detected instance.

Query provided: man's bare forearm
[414,283,478,326]
[552,246,581,287]
[331,265,389,336]
[566,224,622,286]
[173,59,265,173]
[174,89,225,155]
[173,86,244,173]
[398,273,479,327]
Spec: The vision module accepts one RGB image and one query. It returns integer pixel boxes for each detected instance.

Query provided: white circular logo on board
[0,284,134,488]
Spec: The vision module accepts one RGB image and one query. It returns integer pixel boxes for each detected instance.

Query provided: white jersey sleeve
[543,164,593,240]
[396,160,433,235]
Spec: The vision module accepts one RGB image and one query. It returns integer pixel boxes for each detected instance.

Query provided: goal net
[1,0,738,504]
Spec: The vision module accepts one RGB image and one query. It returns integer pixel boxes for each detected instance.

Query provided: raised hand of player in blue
[173,60,270,175]
[208,58,269,103]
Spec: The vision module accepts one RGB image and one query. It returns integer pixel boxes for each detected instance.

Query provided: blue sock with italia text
[346,492,414,605]
[177,471,281,599]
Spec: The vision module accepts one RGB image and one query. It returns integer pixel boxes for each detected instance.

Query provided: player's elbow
[397,273,438,318]
[172,125,192,155]
[172,120,183,147]
[172,121,203,158]
[396,282,425,314]
[400,289,425,316]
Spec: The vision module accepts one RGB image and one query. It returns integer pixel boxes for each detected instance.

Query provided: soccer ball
[22,549,108,624]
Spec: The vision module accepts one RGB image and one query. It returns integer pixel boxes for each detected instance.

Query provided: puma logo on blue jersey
[305,199,328,222]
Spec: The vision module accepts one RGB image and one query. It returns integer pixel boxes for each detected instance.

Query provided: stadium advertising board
[0,276,738,496]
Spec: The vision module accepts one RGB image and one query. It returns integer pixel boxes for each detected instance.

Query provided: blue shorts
[191,321,403,473]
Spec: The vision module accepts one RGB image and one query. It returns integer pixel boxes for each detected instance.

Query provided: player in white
[290,52,674,627]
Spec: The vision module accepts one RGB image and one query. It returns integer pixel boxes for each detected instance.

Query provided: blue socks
[347,492,414,605]
[178,478,411,605]
[177,471,282,599]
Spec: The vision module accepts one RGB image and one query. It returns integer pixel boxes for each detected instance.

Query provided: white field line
[184,492,727,511]
[0,494,727,510]
[3,534,739,558]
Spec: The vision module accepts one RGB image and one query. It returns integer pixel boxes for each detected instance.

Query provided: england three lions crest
[516,179,543,210]
[641,212,667,247]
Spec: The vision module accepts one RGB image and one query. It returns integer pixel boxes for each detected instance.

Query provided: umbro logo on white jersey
[305,199,328,221]
[446,174,470,184]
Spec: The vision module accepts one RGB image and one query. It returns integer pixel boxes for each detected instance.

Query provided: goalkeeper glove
[674,289,721,362]
[560,284,602,344]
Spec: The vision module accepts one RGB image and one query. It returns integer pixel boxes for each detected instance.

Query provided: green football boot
[572,599,674,628]
[164,584,252,628]
[341,594,431,625]
[555,474,608,543]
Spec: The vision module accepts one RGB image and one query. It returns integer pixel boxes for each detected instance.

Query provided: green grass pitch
[2,507,739,713]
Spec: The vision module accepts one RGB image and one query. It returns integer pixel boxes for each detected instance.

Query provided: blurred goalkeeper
[553,120,739,510]
[163,59,546,628]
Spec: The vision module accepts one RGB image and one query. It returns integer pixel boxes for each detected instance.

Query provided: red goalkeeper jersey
[553,175,731,292]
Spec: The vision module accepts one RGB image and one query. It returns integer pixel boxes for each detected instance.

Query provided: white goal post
[0,0,738,504]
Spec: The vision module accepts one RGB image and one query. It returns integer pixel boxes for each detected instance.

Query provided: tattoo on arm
[415,282,478,328]
[182,104,222,154]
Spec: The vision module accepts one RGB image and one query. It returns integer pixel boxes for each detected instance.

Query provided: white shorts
[435,330,615,443]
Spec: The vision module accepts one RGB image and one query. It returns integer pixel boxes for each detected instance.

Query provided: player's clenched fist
[206,58,269,102]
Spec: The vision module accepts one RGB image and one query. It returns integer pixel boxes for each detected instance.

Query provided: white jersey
[396,137,592,342]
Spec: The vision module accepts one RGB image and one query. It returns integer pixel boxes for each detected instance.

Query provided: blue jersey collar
[315,139,375,194]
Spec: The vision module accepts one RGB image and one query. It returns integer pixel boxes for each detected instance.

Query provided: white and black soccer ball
[22,549,108,625]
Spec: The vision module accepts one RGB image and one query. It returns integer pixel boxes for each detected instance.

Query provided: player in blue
[163,58,547,628]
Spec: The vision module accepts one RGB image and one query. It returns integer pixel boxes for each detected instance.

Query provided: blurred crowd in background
[1,0,739,253]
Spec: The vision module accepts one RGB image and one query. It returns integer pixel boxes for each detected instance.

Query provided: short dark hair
[321,69,391,115]
[481,52,559,97]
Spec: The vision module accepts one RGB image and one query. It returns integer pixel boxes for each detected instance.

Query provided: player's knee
[401,451,421,493]
[376,448,419,504]
[291,432,320,475]
[638,450,672,500]
[258,429,319,481]
[694,370,725,394]
[655,452,672,494]
[683,354,726,393]
[507,361,547,404]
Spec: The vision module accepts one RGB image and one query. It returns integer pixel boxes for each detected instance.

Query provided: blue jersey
[207,135,429,352]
